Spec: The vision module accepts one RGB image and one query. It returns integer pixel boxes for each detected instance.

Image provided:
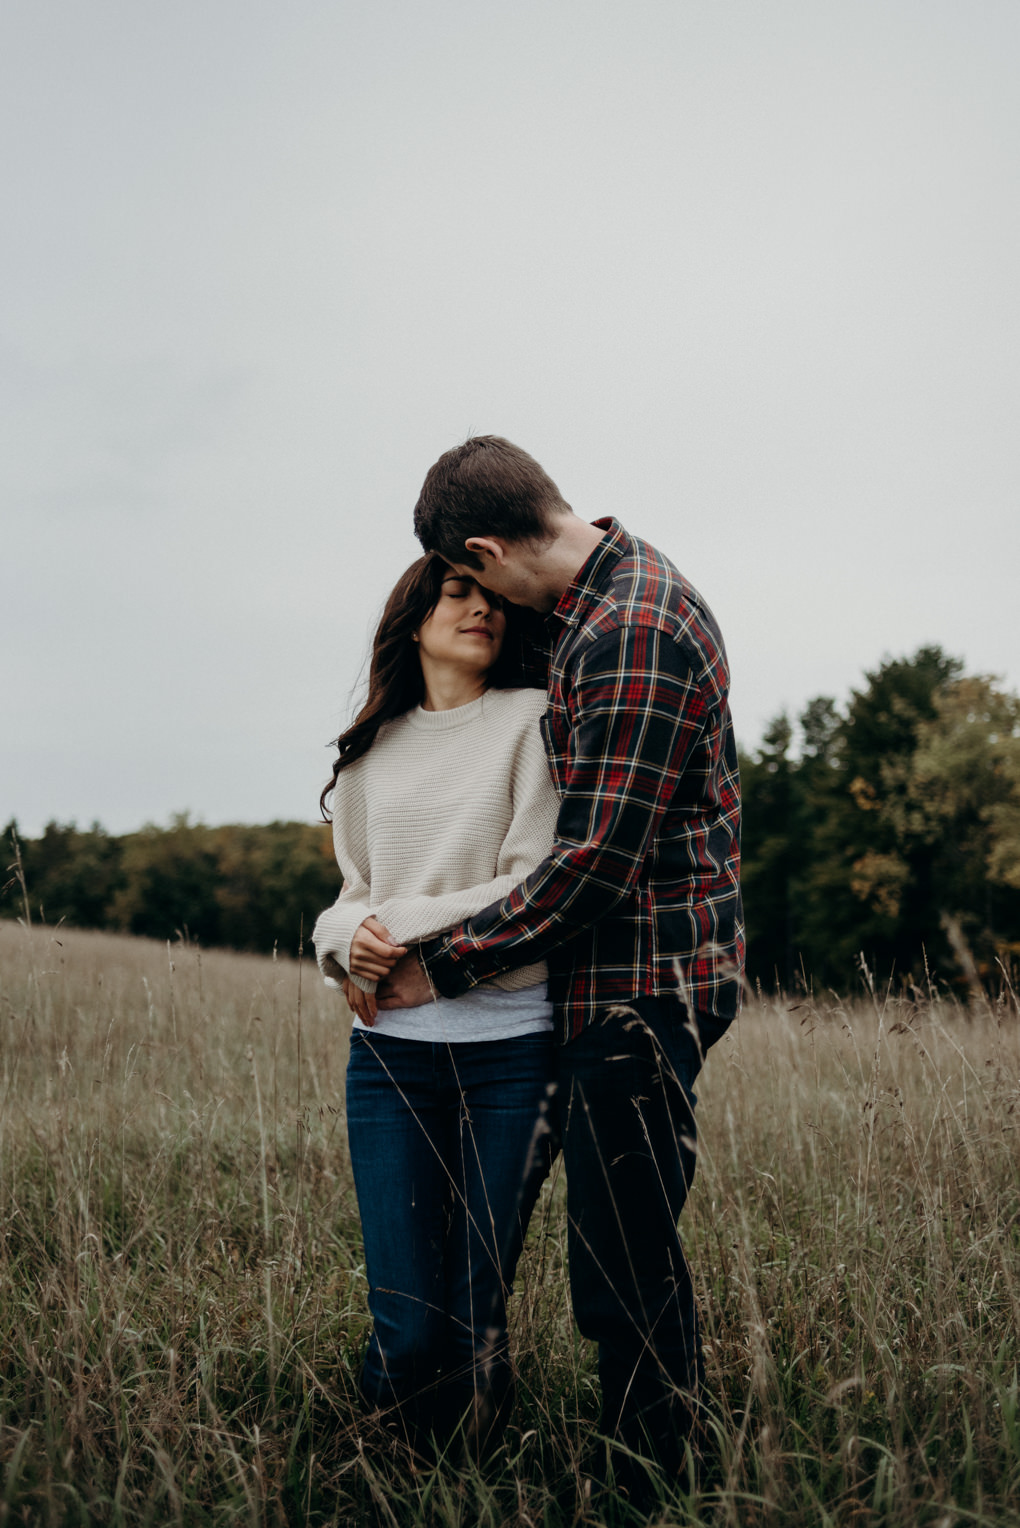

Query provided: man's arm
[382,623,711,1006]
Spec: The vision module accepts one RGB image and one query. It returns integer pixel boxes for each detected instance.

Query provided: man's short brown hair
[413,436,570,568]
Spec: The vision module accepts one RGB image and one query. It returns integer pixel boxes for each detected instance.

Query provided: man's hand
[350,917,407,981]
[377,951,434,1010]
[342,976,378,1025]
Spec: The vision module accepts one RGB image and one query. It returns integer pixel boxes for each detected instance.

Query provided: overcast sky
[3,0,1017,838]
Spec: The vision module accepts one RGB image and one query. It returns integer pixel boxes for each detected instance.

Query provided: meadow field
[0,919,1018,1526]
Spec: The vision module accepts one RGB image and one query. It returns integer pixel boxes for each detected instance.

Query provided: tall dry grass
[1,919,1018,1526]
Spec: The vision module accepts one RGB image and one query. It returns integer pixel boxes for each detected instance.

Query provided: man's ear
[464,536,507,566]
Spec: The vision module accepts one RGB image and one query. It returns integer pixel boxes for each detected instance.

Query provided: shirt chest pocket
[540,704,570,796]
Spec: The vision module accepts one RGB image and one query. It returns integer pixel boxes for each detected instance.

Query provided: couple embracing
[313,436,744,1503]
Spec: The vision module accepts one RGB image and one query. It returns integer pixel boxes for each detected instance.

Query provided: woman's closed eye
[442,577,503,611]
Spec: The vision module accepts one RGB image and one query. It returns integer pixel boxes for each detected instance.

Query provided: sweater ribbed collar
[406,692,489,731]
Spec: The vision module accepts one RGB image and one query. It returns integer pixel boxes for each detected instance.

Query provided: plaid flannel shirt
[421,518,744,1043]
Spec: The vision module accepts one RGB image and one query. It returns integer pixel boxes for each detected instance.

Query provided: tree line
[739,646,1020,995]
[1,815,340,957]
[4,645,1019,992]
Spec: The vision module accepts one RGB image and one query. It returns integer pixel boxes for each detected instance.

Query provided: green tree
[738,649,1009,992]
[796,646,994,988]
[876,675,1020,977]
[3,815,342,957]
[210,820,340,955]
[740,714,797,991]
[110,815,223,943]
[1,819,123,928]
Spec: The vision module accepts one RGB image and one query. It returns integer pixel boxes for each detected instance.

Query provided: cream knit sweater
[312,688,559,995]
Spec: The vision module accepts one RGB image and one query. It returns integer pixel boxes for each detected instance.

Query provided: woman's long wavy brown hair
[320,553,546,819]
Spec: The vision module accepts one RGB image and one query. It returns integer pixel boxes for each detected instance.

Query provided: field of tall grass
[1,919,1018,1526]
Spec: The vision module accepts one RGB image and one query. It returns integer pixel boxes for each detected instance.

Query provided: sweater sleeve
[311,769,377,994]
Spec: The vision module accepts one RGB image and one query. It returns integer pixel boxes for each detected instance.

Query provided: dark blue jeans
[345,1029,556,1451]
[557,998,704,1488]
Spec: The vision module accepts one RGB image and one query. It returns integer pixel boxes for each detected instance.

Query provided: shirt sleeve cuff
[420,935,474,998]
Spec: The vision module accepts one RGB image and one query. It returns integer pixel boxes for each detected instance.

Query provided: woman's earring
[412,632,420,643]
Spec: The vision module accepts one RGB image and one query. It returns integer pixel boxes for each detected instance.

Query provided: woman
[313,553,559,1459]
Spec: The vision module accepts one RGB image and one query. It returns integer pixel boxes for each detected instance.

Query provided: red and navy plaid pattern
[421,518,745,1042]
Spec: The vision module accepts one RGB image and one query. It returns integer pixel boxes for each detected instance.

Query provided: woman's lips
[461,627,493,638]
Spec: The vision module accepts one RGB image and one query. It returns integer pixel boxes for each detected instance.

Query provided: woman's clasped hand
[341,916,407,1024]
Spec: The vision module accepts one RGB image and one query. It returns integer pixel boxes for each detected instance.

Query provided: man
[376,436,744,1498]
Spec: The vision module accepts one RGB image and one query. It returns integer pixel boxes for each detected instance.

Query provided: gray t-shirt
[351,981,553,1043]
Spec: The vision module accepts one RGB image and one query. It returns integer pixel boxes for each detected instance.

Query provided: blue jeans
[345,1029,556,1450]
[557,998,704,1489]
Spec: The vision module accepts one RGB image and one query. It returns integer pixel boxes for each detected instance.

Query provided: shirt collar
[548,518,628,628]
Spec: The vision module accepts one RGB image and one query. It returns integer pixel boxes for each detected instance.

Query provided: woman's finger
[350,948,395,973]
[352,928,401,958]
[361,916,403,949]
[348,934,406,978]
[344,981,378,1026]
[350,941,405,974]
[349,955,399,979]
[351,923,408,964]
[349,953,402,980]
